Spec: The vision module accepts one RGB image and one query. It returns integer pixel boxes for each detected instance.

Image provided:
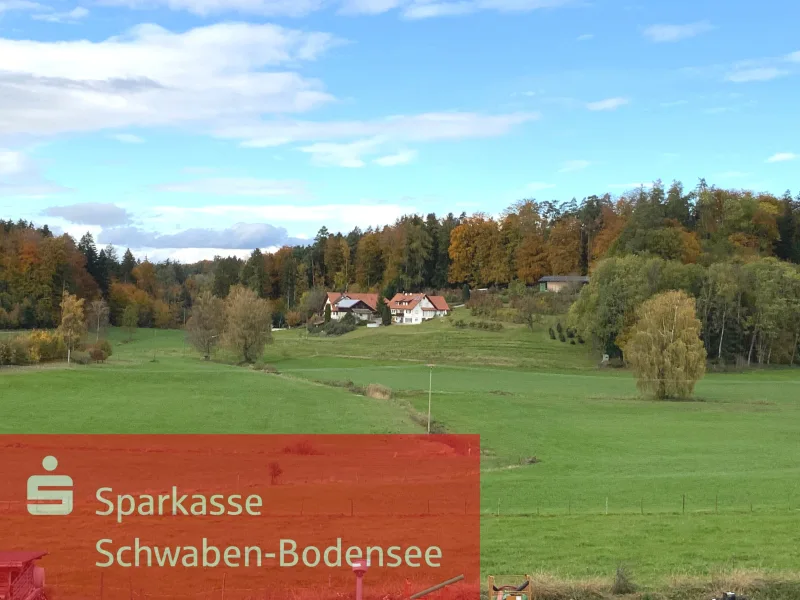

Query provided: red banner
[0,435,480,600]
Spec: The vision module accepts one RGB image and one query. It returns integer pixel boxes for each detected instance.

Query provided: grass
[2,310,800,590]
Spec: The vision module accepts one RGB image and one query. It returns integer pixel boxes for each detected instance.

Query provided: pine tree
[121,249,136,283]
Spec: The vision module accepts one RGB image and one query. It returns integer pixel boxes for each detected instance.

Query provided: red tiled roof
[428,295,450,311]
[327,292,381,312]
[388,293,450,312]
[388,293,424,311]
[0,551,47,567]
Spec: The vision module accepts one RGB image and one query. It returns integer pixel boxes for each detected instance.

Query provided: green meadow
[2,311,800,591]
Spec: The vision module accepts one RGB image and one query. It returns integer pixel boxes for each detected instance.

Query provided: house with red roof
[388,293,450,325]
[324,292,382,322]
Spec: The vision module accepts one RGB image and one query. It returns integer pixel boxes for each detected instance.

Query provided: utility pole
[427,364,434,434]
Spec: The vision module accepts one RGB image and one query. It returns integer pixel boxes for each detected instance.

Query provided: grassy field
[2,311,800,593]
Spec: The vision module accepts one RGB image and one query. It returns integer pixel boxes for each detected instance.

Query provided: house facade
[537,275,590,293]
[388,293,450,325]
[324,293,381,322]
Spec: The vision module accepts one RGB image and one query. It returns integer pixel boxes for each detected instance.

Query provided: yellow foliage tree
[58,291,86,364]
[623,290,706,399]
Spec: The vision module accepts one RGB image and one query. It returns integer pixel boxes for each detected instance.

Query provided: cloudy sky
[1,0,799,261]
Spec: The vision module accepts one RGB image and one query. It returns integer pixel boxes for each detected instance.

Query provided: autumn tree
[186,291,225,360]
[58,291,86,364]
[546,216,582,274]
[623,290,706,399]
[222,285,272,363]
[86,298,110,343]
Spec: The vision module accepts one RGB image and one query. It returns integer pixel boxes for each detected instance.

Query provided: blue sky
[1,0,799,261]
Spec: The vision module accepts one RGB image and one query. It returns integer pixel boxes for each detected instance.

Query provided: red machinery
[0,552,47,600]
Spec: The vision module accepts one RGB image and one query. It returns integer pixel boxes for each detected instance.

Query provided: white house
[388,293,450,325]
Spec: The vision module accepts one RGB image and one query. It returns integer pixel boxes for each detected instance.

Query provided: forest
[1,178,800,363]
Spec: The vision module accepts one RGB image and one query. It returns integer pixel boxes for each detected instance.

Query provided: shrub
[366,383,392,400]
[577,335,585,344]
[28,330,67,362]
[341,312,356,326]
[285,311,302,328]
[468,321,476,328]
[283,440,319,455]
[452,319,467,329]
[556,322,563,334]
[570,339,576,345]
[548,327,556,340]
[71,351,92,365]
[558,331,566,342]
[97,339,113,357]
[566,327,576,339]
[89,347,108,363]
[0,336,34,366]
[612,565,637,595]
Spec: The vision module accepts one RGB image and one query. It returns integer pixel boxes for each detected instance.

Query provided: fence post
[605,497,608,515]
[640,498,644,516]
[496,499,500,517]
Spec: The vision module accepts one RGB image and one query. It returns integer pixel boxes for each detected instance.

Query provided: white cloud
[0,148,67,197]
[788,51,800,63]
[0,149,25,176]
[0,1,42,13]
[222,112,537,149]
[339,0,576,18]
[97,0,325,17]
[642,21,714,43]
[766,152,797,163]
[0,22,340,137]
[299,138,382,168]
[154,177,306,196]
[112,133,145,144]
[576,33,594,41]
[558,160,590,173]
[726,67,788,83]
[527,182,556,191]
[374,149,417,166]
[32,6,89,22]
[586,97,629,111]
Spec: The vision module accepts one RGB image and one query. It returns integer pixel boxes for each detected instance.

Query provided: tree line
[2,178,799,331]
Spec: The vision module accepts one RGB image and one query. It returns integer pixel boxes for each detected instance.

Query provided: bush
[451,319,468,329]
[548,327,556,340]
[28,330,67,362]
[558,331,566,342]
[71,351,92,365]
[89,347,108,363]
[612,565,637,595]
[341,312,356,326]
[366,383,392,400]
[285,311,302,328]
[570,339,576,345]
[577,335,585,344]
[566,327,576,339]
[556,322,563,334]
[0,336,34,366]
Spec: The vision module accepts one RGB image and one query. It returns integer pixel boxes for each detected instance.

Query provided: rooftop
[538,275,590,283]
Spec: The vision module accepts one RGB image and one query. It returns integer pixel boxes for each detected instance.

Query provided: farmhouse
[537,275,589,293]
[324,292,382,322]
[388,293,450,325]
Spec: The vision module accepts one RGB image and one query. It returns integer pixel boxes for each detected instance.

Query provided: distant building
[324,292,381,322]
[388,293,450,325]
[537,275,590,293]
